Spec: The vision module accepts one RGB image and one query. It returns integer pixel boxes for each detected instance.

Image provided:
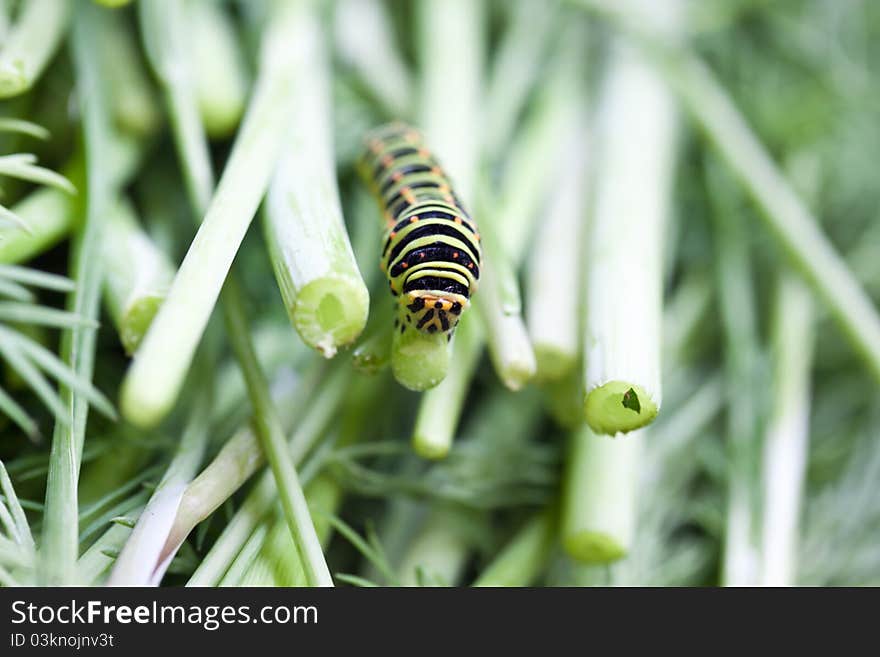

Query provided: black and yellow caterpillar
[359,123,481,338]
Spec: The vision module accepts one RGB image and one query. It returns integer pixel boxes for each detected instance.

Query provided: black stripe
[390,193,466,219]
[390,245,480,279]
[383,181,443,213]
[403,276,470,297]
[416,309,435,329]
[385,222,480,263]
[371,147,425,178]
[379,164,434,194]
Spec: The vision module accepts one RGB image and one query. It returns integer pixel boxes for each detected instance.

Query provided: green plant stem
[473,222,535,391]
[107,386,210,586]
[473,509,556,587]
[101,199,174,355]
[576,0,880,385]
[233,474,342,586]
[0,186,76,265]
[0,0,71,98]
[97,7,160,137]
[38,1,114,586]
[411,317,482,459]
[263,2,368,357]
[122,0,303,428]
[352,294,393,374]
[583,34,677,435]
[707,161,762,587]
[183,365,348,586]
[397,506,473,586]
[190,0,249,139]
[222,279,332,587]
[411,27,584,454]
[527,120,589,382]
[759,271,813,587]
[561,425,643,563]
[335,0,413,119]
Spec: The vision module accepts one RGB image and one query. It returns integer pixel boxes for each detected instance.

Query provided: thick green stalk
[473,224,535,391]
[0,0,71,98]
[561,425,643,563]
[707,162,762,587]
[223,280,332,587]
[0,186,76,265]
[576,0,880,385]
[122,0,303,427]
[107,388,210,586]
[233,474,343,586]
[759,271,813,587]
[97,7,160,137]
[527,120,589,382]
[39,1,114,585]
[412,26,584,454]
[411,317,482,459]
[263,3,368,357]
[473,510,556,587]
[101,199,174,355]
[190,0,249,139]
[583,33,678,435]
[183,365,348,586]
[397,506,473,586]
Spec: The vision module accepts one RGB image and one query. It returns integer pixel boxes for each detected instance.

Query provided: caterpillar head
[400,290,469,336]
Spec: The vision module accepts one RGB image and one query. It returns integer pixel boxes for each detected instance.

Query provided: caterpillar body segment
[360,122,481,338]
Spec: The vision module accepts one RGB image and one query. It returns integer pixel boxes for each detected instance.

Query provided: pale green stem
[561,425,643,563]
[217,522,269,587]
[412,24,585,453]
[232,474,343,586]
[107,389,211,586]
[759,271,813,587]
[97,7,161,137]
[122,0,304,427]
[39,1,114,586]
[101,198,174,355]
[576,0,880,385]
[223,279,333,587]
[263,2,368,357]
[411,317,482,460]
[0,0,71,98]
[0,187,76,265]
[474,220,536,390]
[473,509,556,587]
[184,365,348,586]
[190,0,249,139]
[583,32,678,435]
[707,161,762,587]
[397,506,472,586]
[527,119,589,382]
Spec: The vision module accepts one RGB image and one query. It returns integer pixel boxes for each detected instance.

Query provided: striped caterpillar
[359,122,481,338]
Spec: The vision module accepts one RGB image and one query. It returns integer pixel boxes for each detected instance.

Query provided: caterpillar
[359,122,481,338]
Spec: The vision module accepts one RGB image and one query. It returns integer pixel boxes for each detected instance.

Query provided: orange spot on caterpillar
[452,252,459,259]
[454,217,463,224]
[392,171,402,182]
[418,148,430,158]
[390,231,397,238]
[409,216,419,223]
[431,166,441,175]
[401,262,409,269]
[468,263,474,269]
